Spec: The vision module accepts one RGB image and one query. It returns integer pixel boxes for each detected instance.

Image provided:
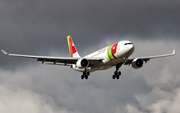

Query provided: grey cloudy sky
[0,1,180,113]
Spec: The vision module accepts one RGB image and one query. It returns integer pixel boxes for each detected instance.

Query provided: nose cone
[125,44,134,56]
[114,41,135,58]
[130,44,134,52]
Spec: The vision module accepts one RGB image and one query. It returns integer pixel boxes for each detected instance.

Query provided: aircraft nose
[130,44,134,52]
[131,44,134,50]
[127,44,134,55]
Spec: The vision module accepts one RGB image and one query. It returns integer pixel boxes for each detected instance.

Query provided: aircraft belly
[90,58,124,72]
[90,64,113,72]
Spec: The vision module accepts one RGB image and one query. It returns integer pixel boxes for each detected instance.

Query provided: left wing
[126,49,175,64]
[1,49,103,66]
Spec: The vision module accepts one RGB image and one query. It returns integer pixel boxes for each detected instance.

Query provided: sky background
[0,0,180,113]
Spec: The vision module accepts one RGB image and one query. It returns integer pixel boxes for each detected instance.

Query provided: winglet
[1,49,9,55]
[172,49,176,55]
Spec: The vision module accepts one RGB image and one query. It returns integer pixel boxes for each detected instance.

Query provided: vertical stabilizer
[67,35,80,57]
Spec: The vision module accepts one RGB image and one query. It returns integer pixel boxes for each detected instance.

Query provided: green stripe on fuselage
[107,45,113,60]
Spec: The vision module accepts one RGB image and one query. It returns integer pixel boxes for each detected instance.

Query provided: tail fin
[67,35,80,57]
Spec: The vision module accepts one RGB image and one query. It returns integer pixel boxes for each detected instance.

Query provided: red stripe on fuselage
[111,42,118,59]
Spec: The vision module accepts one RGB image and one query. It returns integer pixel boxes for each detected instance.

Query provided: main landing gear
[81,71,90,80]
[112,63,122,79]
[112,71,121,79]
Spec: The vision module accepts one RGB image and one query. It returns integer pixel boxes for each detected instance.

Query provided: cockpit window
[124,43,133,45]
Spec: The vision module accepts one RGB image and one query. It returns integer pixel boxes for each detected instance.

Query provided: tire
[118,71,121,75]
[116,75,119,79]
[112,75,116,79]
[81,75,84,79]
[85,75,88,79]
[87,72,90,76]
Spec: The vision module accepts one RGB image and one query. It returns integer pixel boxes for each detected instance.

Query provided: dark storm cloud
[1,0,180,51]
[1,0,180,69]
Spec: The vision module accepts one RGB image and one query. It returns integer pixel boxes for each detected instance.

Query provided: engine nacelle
[131,59,143,69]
[76,58,89,69]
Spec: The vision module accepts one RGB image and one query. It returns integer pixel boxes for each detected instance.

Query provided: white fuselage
[72,40,134,72]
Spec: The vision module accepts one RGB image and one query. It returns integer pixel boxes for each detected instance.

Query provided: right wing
[1,49,103,66]
[126,49,175,64]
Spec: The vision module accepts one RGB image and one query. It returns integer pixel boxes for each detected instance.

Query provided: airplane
[1,35,175,80]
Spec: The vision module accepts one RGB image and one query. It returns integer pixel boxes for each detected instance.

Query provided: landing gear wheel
[87,72,90,76]
[118,71,121,76]
[81,75,84,79]
[85,75,88,79]
[81,70,90,80]
[112,75,116,79]
[116,75,119,79]
[112,70,121,79]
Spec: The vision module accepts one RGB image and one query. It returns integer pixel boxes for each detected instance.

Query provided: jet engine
[131,59,143,69]
[76,58,89,68]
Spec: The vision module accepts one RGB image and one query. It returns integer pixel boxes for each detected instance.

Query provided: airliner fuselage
[73,40,134,72]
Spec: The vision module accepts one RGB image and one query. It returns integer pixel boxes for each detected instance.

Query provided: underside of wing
[1,49,103,66]
[37,57,78,65]
[38,57,103,67]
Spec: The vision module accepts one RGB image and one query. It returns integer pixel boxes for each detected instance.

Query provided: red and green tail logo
[67,35,80,57]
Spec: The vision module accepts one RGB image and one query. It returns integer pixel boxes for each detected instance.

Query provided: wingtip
[1,49,8,55]
[172,49,176,55]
